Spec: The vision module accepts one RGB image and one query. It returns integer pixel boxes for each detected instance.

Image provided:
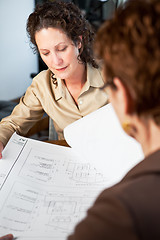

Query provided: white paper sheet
[0,104,144,238]
[0,133,108,239]
[64,103,144,186]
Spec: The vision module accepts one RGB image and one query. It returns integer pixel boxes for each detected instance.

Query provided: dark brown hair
[95,0,160,124]
[26,0,98,68]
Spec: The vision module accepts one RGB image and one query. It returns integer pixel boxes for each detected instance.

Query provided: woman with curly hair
[0,1,108,157]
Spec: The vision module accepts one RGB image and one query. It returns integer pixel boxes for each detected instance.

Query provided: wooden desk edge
[46,140,70,147]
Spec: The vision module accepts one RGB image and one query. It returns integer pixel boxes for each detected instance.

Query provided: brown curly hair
[26,0,98,68]
[95,0,160,125]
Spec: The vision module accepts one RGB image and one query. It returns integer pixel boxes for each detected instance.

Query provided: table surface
[46,139,69,147]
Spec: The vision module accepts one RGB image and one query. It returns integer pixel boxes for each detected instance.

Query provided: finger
[0,234,14,240]
[0,142,4,159]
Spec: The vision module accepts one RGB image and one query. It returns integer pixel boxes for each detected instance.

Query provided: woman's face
[35,27,82,80]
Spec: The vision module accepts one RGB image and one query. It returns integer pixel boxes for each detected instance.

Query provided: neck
[64,64,86,103]
[133,117,160,157]
[65,63,86,87]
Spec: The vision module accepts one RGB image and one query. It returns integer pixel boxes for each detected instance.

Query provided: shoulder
[70,157,160,240]
[100,164,160,227]
[25,69,55,98]
[68,186,135,240]
[32,69,52,85]
[87,64,104,87]
[29,69,56,94]
[87,64,102,74]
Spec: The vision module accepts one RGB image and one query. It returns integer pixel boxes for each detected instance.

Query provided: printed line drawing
[19,149,107,185]
[0,134,108,239]
[0,181,101,239]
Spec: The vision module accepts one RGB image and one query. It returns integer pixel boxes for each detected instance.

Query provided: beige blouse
[0,64,109,146]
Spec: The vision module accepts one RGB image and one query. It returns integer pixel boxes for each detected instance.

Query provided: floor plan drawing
[0,103,143,239]
[0,181,101,239]
[19,148,106,185]
[0,133,107,239]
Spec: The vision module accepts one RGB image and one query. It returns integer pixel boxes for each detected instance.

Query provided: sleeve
[67,189,138,240]
[0,78,45,146]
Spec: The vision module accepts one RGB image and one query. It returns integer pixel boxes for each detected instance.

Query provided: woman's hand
[0,141,4,159]
[0,235,13,240]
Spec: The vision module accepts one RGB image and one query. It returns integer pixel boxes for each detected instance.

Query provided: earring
[122,121,137,136]
[122,121,132,135]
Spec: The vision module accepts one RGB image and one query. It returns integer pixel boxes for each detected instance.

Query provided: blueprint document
[0,133,108,239]
[0,104,144,239]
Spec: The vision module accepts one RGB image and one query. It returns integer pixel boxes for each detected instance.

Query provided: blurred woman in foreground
[68,0,160,239]
[2,0,160,239]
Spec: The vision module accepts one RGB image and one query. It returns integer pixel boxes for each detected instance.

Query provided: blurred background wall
[0,0,38,101]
